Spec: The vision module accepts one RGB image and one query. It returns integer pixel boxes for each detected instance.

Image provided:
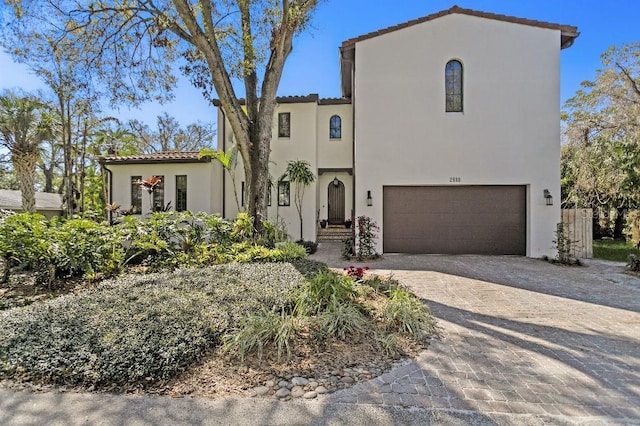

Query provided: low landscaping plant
[0,212,308,285]
[0,263,307,388]
[295,239,318,254]
[294,270,357,315]
[383,287,437,341]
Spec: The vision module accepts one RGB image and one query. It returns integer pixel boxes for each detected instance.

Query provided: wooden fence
[561,208,593,259]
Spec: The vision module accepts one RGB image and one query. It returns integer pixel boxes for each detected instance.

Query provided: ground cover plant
[0,263,307,388]
[0,260,436,394]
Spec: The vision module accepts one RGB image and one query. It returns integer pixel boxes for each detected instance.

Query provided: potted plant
[320,219,328,228]
[344,219,352,229]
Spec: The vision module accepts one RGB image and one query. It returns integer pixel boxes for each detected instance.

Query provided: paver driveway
[313,247,640,423]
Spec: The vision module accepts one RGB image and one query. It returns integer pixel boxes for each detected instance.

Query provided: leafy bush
[382,288,437,341]
[0,263,306,388]
[295,239,318,254]
[356,216,379,260]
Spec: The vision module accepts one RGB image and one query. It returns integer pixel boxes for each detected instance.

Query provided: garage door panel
[383,186,526,255]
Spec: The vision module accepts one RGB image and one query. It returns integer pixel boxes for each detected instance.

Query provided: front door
[328,179,345,225]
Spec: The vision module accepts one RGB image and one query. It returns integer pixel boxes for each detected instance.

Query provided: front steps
[317,225,353,242]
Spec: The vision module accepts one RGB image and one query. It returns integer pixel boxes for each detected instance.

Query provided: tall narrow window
[278,181,290,206]
[175,175,187,212]
[131,176,142,214]
[329,115,342,139]
[278,112,290,138]
[445,60,463,112]
[152,175,165,211]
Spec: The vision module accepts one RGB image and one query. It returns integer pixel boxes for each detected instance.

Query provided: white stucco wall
[317,104,353,169]
[353,13,562,257]
[218,99,358,241]
[106,162,222,216]
[269,102,319,241]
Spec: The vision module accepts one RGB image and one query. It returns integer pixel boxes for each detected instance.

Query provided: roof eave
[100,157,211,165]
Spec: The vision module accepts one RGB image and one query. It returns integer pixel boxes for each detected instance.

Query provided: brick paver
[314,247,640,422]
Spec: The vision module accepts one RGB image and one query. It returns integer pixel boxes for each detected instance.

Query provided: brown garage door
[383,186,526,255]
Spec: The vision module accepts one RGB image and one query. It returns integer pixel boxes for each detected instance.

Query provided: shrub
[296,239,318,254]
[342,237,355,259]
[382,288,436,341]
[356,216,379,260]
[0,263,306,388]
[274,241,308,261]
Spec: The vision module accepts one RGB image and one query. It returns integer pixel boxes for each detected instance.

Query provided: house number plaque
[449,177,461,183]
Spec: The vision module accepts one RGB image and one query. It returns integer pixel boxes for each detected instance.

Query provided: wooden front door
[328,179,345,225]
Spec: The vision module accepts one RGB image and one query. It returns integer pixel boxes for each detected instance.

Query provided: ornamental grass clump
[383,288,437,341]
[294,270,358,315]
[221,309,299,361]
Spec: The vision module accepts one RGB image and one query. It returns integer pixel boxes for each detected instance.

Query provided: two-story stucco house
[102,6,578,258]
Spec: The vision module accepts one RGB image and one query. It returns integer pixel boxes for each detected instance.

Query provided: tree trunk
[12,151,38,213]
[245,121,271,235]
[614,207,626,239]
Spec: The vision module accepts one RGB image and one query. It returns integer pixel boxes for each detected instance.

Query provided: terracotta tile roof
[212,94,321,107]
[341,5,579,49]
[319,97,351,105]
[0,189,63,211]
[100,151,211,165]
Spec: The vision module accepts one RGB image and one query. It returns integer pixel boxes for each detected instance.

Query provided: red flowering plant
[345,265,370,281]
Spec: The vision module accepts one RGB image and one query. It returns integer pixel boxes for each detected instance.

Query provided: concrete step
[317,226,353,241]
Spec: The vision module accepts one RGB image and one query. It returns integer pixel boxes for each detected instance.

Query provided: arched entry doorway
[328,178,345,225]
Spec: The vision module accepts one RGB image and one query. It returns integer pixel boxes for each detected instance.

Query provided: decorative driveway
[314,247,640,423]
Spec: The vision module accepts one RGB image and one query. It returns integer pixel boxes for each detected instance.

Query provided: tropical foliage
[283,160,316,240]
[0,92,53,213]
[562,42,640,238]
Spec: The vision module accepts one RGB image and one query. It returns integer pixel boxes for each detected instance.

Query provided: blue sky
[0,0,638,127]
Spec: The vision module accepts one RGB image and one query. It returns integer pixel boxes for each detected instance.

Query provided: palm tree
[0,93,53,213]
[199,145,241,213]
[284,160,315,240]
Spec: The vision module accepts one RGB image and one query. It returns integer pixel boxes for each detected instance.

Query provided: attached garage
[383,186,526,255]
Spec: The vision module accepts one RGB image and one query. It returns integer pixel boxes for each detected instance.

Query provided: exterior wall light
[366,190,373,206]
[332,177,340,187]
[544,189,553,206]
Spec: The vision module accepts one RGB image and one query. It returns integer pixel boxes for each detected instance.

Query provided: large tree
[5,0,320,233]
[128,113,215,153]
[562,42,640,237]
[0,92,53,212]
[1,2,103,215]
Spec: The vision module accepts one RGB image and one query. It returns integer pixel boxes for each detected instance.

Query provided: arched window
[445,60,463,112]
[329,115,342,139]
